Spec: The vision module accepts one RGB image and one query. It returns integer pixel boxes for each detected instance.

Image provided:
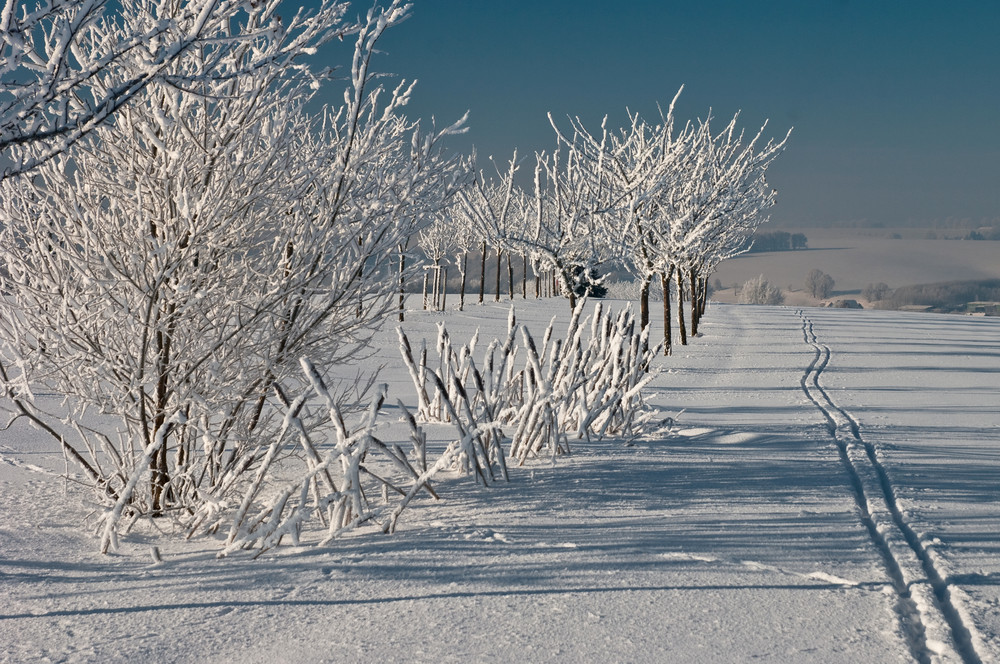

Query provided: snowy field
[712,230,1000,296]
[2,300,999,663]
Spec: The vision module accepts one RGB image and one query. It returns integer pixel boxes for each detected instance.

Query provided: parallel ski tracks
[796,311,982,664]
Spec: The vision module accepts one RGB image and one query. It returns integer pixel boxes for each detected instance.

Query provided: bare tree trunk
[355,236,364,318]
[441,267,448,311]
[506,253,514,300]
[150,315,174,515]
[432,262,441,310]
[479,241,486,304]
[676,270,687,346]
[689,267,699,337]
[562,267,576,310]
[521,254,527,298]
[422,271,429,310]
[494,247,502,302]
[639,274,651,330]
[661,267,673,356]
[700,276,709,318]
[459,251,467,311]
[698,275,706,325]
[398,246,405,322]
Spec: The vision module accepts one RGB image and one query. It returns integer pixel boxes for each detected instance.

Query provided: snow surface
[2,300,999,663]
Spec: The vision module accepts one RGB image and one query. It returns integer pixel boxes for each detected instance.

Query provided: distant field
[712,229,1000,303]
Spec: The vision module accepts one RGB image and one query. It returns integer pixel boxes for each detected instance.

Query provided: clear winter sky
[316,1,1000,227]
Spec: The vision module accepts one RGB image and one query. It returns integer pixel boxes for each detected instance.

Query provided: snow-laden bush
[737,275,785,305]
[400,301,661,466]
[198,301,661,557]
[0,1,467,554]
[398,322,511,484]
[211,360,452,557]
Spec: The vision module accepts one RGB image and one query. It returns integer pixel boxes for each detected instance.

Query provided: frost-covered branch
[0,0,352,177]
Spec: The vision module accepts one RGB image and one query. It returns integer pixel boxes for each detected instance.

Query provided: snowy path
[798,311,979,663]
[2,301,999,663]
[801,308,1000,664]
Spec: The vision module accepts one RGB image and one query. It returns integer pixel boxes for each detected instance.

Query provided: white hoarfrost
[0,0,352,177]
[0,0,467,551]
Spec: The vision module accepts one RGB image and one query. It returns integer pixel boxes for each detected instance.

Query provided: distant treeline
[965,228,1000,241]
[746,230,808,253]
[881,279,1000,312]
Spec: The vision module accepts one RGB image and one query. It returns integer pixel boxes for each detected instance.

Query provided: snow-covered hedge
[198,301,661,557]
[400,301,661,464]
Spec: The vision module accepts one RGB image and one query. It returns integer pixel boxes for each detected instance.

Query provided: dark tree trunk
[506,253,514,300]
[479,241,486,304]
[639,274,651,330]
[494,247,502,302]
[459,251,468,311]
[432,261,441,310]
[562,268,576,310]
[700,277,709,317]
[676,270,687,346]
[689,268,699,337]
[698,276,706,323]
[398,247,405,322]
[661,269,672,356]
[521,254,527,298]
[422,271,429,310]
[355,235,364,318]
[441,267,448,311]
[150,318,174,515]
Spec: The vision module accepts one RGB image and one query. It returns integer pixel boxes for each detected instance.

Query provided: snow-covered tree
[547,89,695,329]
[737,275,784,305]
[456,153,529,303]
[0,0,467,552]
[418,214,456,311]
[650,107,790,347]
[467,146,612,309]
[0,0,349,177]
[534,88,788,350]
[806,269,835,299]
[862,282,890,302]
[443,196,481,310]
[528,121,620,309]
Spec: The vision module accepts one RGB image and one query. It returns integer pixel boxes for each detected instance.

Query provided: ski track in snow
[796,310,983,664]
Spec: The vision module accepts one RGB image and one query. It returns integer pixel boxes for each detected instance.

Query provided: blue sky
[317,1,1000,226]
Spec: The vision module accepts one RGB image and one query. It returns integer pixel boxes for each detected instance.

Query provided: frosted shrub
[737,275,785,305]
[211,359,452,557]
[399,301,662,467]
[0,1,467,554]
[397,314,516,484]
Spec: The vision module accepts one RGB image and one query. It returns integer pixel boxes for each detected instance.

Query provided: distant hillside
[713,229,1000,296]
[880,279,1000,313]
